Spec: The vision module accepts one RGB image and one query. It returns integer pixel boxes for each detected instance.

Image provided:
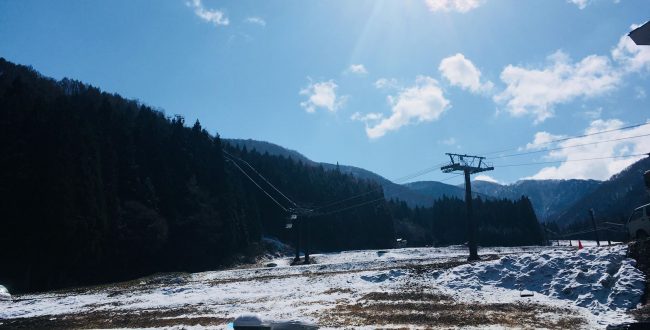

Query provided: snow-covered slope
[436,244,644,327]
[0,244,644,329]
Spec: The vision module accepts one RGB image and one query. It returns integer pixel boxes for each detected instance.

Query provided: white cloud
[612,25,650,73]
[364,76,450,139]
[374,78,399,90]
[299,80,346,113]
[568,0,621,9]
[351,112,383,122]
[346,64,368,75]
[186,0,229,26]
[523,131,566,151]
[494,50,620,123]
[439,53,493,94]
[425,0,484,13]
[568,0,589,9]
[475,174,499,183]
[524,119,650,180]
[583,107,603,120]
[244,16,266,27]
[439,137,457,146]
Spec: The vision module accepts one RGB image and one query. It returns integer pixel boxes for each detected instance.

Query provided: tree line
[389,196,544,247]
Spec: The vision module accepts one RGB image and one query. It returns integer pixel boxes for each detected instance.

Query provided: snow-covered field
[0,243,645,329]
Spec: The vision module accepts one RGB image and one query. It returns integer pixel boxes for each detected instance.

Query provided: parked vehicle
[627,203,650,239]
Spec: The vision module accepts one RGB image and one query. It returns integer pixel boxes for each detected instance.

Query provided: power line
[319,197,387,217]
[313,161,447,211]
[480,121,650,156]
[495,153,649,168]
[489,133,650,159]
[318,173,463,216]
[223,150,299,207]
[223,155,288,212]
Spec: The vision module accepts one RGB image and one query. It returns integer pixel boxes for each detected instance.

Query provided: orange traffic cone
[578,240,583,249]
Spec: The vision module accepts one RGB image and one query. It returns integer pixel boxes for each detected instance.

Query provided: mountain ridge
[224,138,647,225]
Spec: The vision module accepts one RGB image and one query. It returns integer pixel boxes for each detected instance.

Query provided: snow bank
[0,285,10,301]
[435,245,645,325]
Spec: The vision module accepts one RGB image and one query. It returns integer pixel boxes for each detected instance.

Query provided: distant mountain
[404,181,465,201]
[224,139,446,207]
[322,165,463,207]
[549,157,650,226]
[225,139,314,165]
[471,179,601,222]
[222,139,648,225]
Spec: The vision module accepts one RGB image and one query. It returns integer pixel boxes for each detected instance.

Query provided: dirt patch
[323,287,355,295]
[204,258,472,287]
[0,306,231,329]
[318,291,586,329]
[360,291,451,302]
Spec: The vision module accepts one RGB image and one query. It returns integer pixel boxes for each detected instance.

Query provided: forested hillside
[0,59,394,293]
[550,157,650,226]
[221,146,395,252]
[471,179,601,222]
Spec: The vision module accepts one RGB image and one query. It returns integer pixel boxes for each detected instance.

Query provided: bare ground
[0,307,231,329]
[317,290,587,329]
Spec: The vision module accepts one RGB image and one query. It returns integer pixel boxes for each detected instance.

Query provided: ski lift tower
[288,207,314,265]
[441,153,494,261]
[629,21,650,46]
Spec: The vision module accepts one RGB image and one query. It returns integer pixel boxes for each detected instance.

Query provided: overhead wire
[313,161,450,212]
[479,121,650,156]
[494,153,649,168]
[488,132,650,159]
[223,150,299,207]
[223,154,289,212]
[316,173,464,216]
[222,123,650,218]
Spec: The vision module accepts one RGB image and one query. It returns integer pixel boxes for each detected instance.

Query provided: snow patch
[0,285,10,301]
[435,245,645,326]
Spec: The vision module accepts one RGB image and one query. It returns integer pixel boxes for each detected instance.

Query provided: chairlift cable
[479,121,650,156]
[313,161,448,211]
[494,153,649,168]
[317,173,463,216]
[223,155,288,212]
[223,150,299,207]
[488,133,650,159]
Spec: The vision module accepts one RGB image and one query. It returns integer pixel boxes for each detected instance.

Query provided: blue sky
[1,0,649,185]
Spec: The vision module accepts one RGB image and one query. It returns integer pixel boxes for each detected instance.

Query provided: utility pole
[589,208,600,247]
[441,153,494,261]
